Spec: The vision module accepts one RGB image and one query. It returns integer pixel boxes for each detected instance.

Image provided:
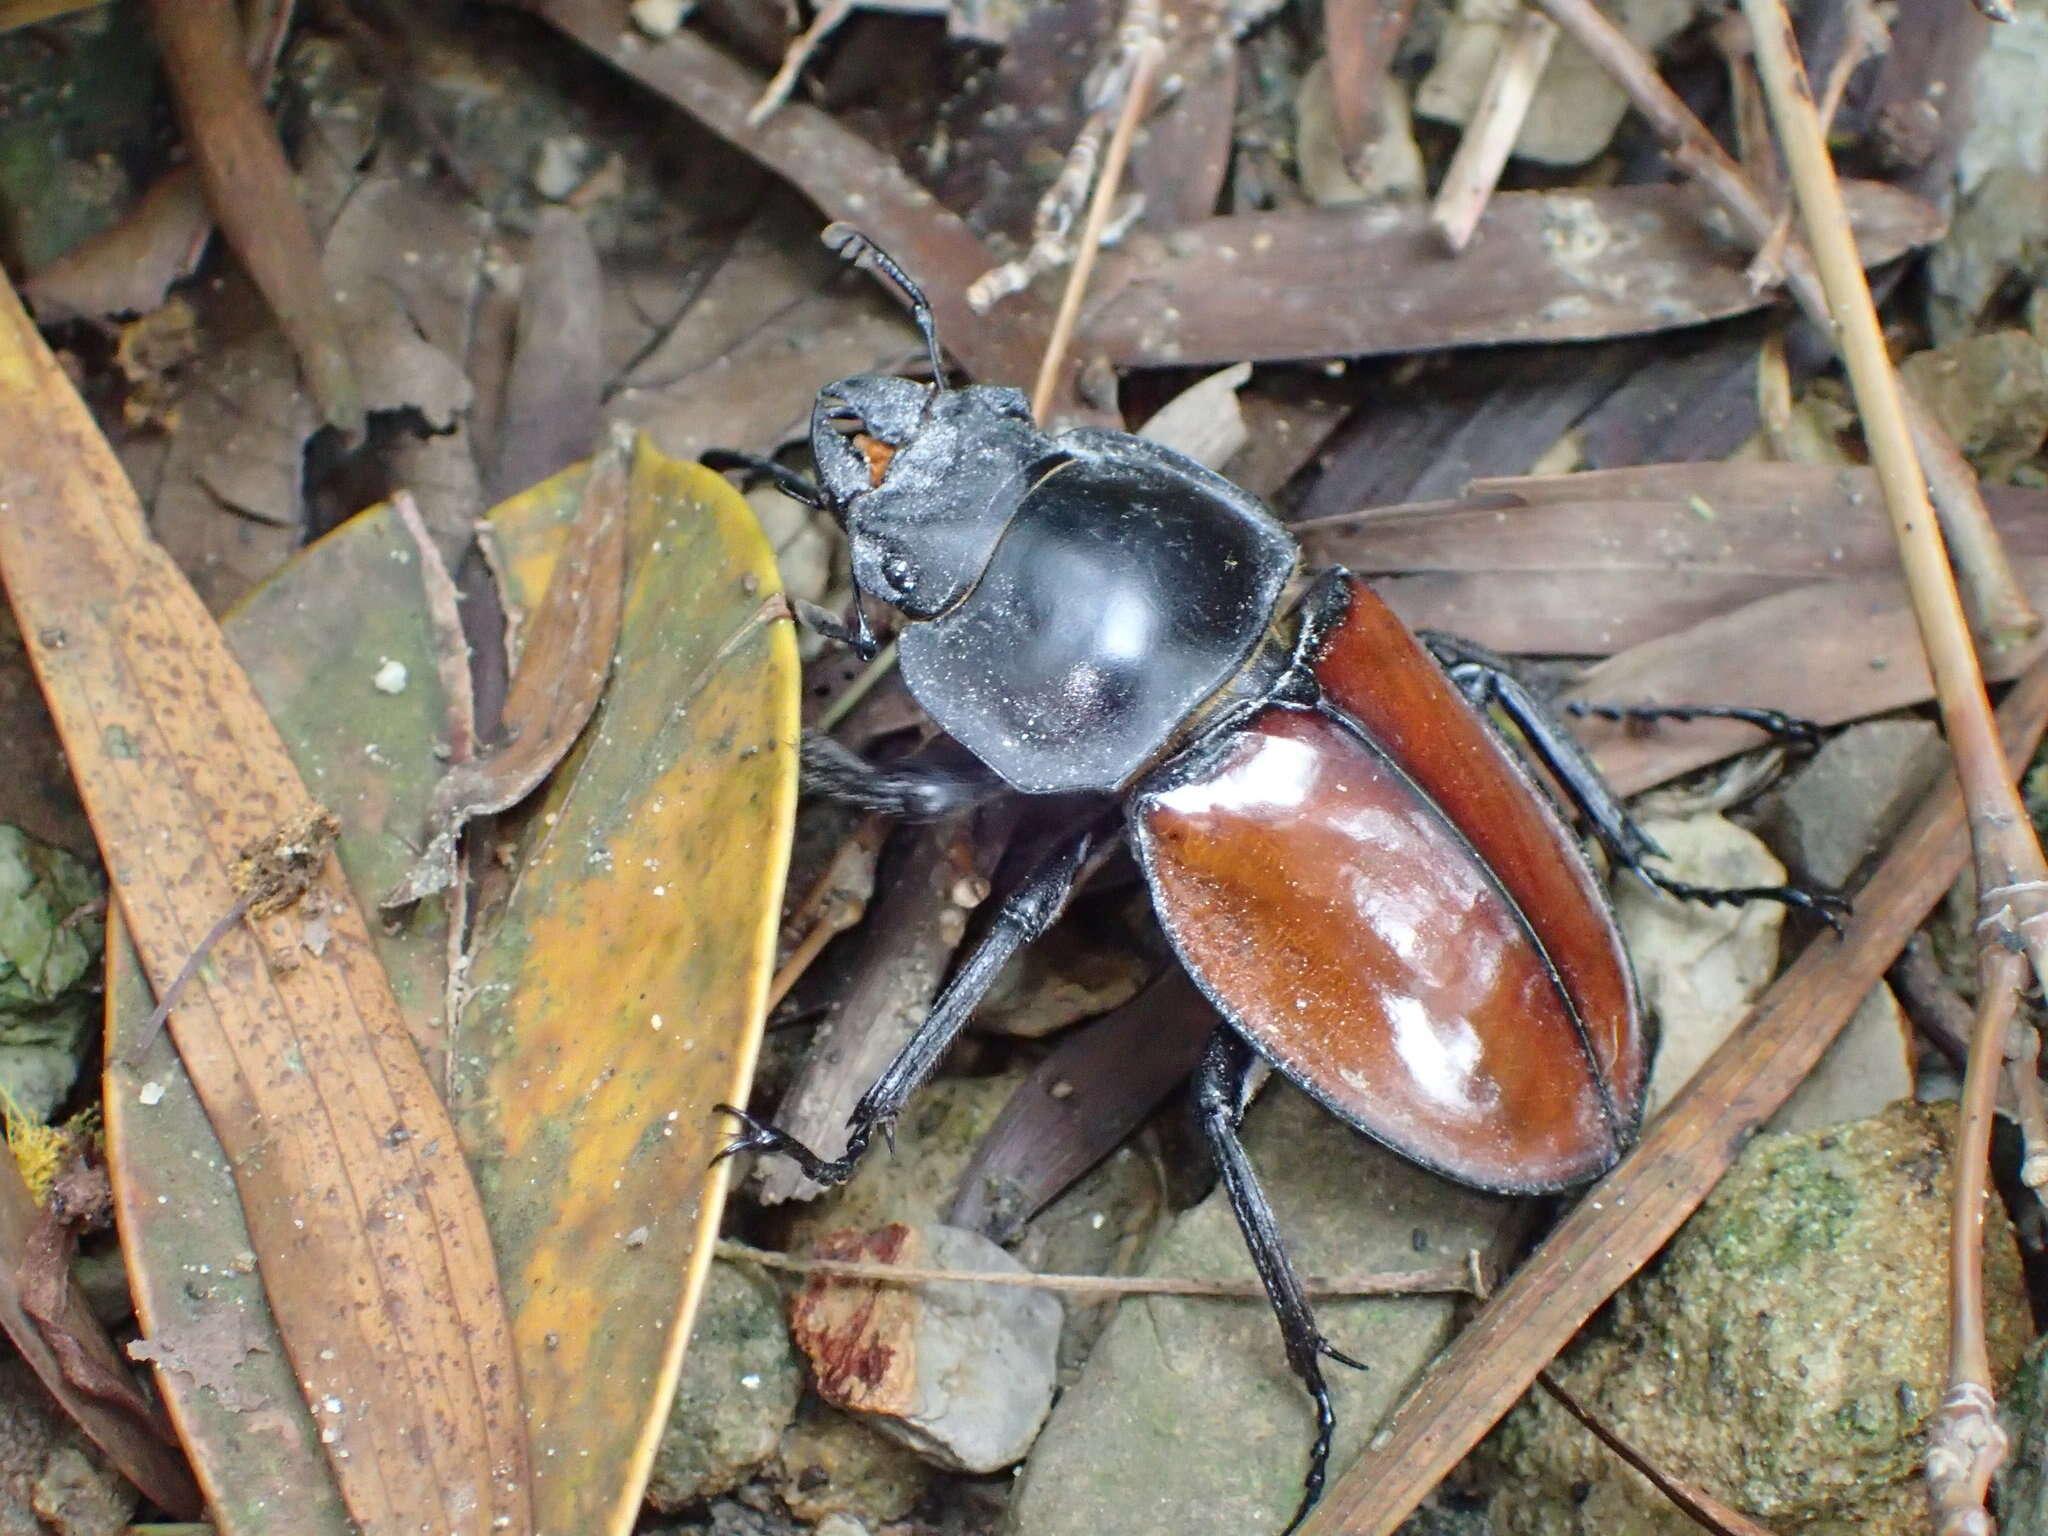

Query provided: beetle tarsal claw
[709,1104,866,1185]
[1319,1338,1370,1373]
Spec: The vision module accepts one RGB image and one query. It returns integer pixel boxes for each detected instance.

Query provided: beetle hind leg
[1194,1029,1368,1534]
[1564,699,1825,752]
[1420,634,1849,930]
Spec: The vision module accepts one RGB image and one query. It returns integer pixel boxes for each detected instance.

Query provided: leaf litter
[0,0,2044,1533]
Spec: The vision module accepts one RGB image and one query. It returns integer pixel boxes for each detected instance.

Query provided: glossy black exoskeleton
[707,224,1841,1534]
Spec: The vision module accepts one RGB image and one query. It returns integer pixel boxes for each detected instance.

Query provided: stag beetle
[708,224,1839,1532]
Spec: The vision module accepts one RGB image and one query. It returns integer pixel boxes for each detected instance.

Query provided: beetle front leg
[1193,1030,1367,1536]
[789,597,880,659]
[1419,632,1849,929]
[716,826,1096,1185]
[699,448,829,509]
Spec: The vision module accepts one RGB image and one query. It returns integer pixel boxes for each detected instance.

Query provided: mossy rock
[1479,1102,2031,1536]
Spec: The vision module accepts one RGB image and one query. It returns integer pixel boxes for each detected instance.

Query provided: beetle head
[813,377,1050,621]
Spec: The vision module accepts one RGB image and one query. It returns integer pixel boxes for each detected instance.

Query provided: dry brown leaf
[1083,182,1943,367]
[489,207,605,504]
[0,1146,198,1514]
[146,0,362,432]
[527,0,1054,389]
[384,426,631,906]
[0,267,530,1535]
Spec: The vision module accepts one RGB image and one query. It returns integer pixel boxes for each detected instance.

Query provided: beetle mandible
[709,223,1839,1532]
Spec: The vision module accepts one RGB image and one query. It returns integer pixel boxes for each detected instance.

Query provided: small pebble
[630,0,692,34]
[372,659,408,695]
[138,1081,165,1106]
[532,137,591,201]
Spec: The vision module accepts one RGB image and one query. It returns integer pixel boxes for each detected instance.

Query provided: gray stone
[647,1260,804,1510]
[1009,1142,1164,1381]
[0,1357,134,1534]
[1295,61,1426,206]
[792,1222,1062,1474]
[1614,814,1786,1120]
[775,1402,932,1527]
[1757,719,1945,891]
[1478,1103,2032,1536]
[1768,982,1914,1135]
[1957,0,2048,194]
[1928,168,2048,344]
[1415,0,1700,166]
[1008,1084,1514,1536]
[1899,331,2048,482]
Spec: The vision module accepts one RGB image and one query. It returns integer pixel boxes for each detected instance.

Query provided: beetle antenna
[822,223,949,390]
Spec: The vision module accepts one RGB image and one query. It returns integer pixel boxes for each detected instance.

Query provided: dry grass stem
[749,0,857,126]
[1928,945,2024,1536]
[1745,2,1884,289]
[717,1239,1491,1299]
[767,816,886,1009]
[1431,8,1561,252]
[1029,0,1165,420]
[1537,1374,1783,1536]
[1736,0,2048,918]
[1527,0,2037,646]
[1736,7,2048,1531]
[2007,1021,2048,1188]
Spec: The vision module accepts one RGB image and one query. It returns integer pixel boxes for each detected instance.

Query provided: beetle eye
[821,404,863,435]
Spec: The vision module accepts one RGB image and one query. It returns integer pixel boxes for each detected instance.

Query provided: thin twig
[815,638,900,733]
[1745,2,1883,290]
[2005,1017,2048,1189]
[1431,8,1560,252]
[748,0,857,126]
[144,0,362,434]
[1537,1373,1782,1536]
[1030,2,1164,421]
[1527,0,2038,648]
[1928,945,2023,1536]
[767,814,886,1009]
[717,1238,1490,1299]
[123,899,249,1070]
[1736,8,2046,1532]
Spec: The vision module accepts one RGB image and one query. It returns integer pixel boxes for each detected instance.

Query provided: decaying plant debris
[0,0,2041,1533]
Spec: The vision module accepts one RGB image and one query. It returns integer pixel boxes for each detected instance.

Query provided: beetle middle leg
[799,734,1007,822]
[716,824,1096,1185]
[1419,633,1849,927]
[1193,1029,1367,1535]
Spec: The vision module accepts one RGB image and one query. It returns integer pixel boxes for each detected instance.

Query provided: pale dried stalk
[2006,1019,2048,1189]
[1744,2,1884,290]
[1737,9,2047,1532]
[1712,14,1777,198]
[718,1238,1490,1299]
[1928,945,2024,1536]
[1431,7,1560,252]
[748,0,856,126]
[1030,0,1165,420]
[1527,0,2038,648]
